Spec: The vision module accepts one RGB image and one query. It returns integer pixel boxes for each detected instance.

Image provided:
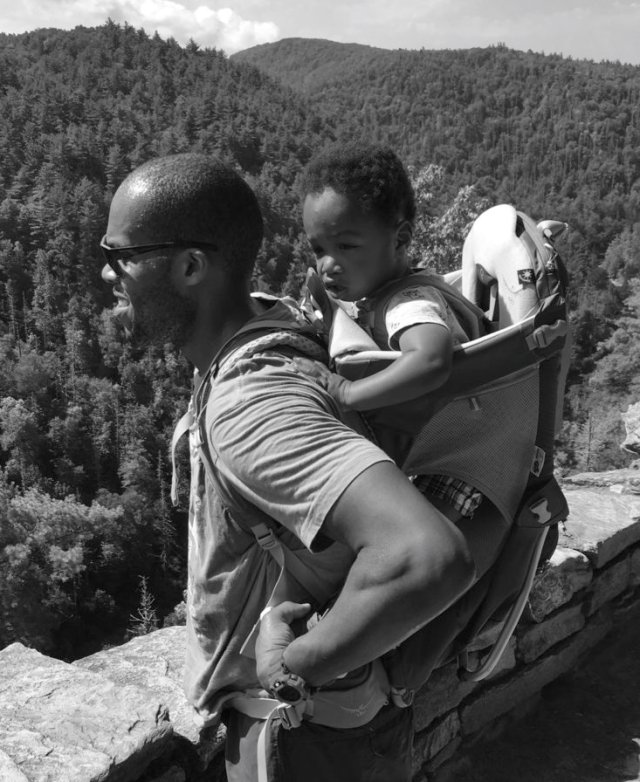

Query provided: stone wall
[416,477,640,780]
[1,476,640,782]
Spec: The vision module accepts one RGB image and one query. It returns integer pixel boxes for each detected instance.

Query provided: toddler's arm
[296,322,453,411]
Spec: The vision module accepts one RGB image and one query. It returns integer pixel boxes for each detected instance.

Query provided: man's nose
[101,263,118,283]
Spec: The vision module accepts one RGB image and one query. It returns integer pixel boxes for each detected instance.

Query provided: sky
[0,0,639,64]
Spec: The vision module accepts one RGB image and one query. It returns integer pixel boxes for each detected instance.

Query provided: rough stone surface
[77,626,224,768]
[437,598,640,782]
[414,663,477,732]
[414,637,516,734]
[459,611,612,736]
[0,748,29,782]
[558,488,640,567]
[413,712,460,769]
[517,603,585,663]
[463,693,542,751]
[423,737,464,779]
[0,643,172,782]
[489,637,517,677]
[562,467,640,491]
[525,546,592,622]
[587,557,632,615]
[631,547,640,587]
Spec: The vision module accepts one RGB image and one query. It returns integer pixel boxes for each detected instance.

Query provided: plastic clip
[277,702,303,730]
[529,497,552,526]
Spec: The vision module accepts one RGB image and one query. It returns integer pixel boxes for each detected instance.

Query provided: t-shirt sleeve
[205,353,393,550]
[384,284,452,349]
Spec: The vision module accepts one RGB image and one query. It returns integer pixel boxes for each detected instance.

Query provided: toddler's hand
[292,357,352,408]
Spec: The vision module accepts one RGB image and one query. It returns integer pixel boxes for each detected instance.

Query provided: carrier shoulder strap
[171,303,326,506]
[171,308,337,618]
[515,211,569,303]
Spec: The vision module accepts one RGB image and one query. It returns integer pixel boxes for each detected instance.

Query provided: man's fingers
[268,601,312,624]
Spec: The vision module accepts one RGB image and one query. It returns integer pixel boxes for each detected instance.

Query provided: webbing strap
[250,523,332,606]
[170,406,195,507]
[232,695,304,782]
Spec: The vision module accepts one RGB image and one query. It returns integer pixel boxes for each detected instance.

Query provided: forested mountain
[0,25,638,659]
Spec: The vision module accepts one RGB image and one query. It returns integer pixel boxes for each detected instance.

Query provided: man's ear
[395,220,413,252]
[176,248,211,288]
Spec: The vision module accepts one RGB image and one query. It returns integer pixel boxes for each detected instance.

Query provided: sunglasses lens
[100,247,122,276]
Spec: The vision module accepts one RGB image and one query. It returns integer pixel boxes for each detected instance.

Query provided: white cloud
[0,0,279,54]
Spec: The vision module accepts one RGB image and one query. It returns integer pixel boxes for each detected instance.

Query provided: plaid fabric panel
[414,473,483,518]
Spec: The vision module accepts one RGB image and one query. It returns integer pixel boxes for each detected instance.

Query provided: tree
[410,165,490,273]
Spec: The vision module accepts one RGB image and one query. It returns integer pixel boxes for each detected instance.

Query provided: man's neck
[183,294,265,374]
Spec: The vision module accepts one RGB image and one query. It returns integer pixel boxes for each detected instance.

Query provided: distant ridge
[232,36,640,95]
[232,37,387,92]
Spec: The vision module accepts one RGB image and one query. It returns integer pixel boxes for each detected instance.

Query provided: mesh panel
[404,369,539,520]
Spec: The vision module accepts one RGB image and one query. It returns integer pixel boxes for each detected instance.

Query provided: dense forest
[1,23,639,661]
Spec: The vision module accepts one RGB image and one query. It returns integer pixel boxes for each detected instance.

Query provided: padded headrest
[462,205,544,328]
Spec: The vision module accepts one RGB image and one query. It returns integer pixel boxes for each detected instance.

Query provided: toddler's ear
[396,219,413,251]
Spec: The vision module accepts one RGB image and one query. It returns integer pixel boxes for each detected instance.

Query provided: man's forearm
[281,527,475,686]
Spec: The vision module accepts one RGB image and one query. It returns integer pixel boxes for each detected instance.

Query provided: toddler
[298,142,483,522]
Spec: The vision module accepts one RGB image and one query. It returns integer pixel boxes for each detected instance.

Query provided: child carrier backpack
[304,203,571,703]
[172,204,571,728]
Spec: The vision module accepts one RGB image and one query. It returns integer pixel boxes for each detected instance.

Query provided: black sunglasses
[100,236,218,276]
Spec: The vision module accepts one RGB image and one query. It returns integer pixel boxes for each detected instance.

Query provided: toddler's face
[303,187,406,301]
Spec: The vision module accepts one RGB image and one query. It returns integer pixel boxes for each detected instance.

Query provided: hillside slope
[234,38,640,256]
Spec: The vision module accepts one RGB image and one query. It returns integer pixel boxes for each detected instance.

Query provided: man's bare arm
[276,461,476,686]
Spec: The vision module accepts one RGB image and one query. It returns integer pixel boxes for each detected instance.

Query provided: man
[101,152,475,781]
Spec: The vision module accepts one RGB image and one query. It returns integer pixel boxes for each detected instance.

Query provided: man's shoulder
[250,292,312,330]
[211,295,327,378]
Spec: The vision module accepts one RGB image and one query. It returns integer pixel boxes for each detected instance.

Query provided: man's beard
[130,285,197,350]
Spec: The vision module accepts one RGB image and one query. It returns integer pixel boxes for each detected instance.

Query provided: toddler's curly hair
[301,142,416,227]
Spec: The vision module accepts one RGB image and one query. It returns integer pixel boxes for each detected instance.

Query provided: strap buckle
[525,320,567,350]
[529,497,552,525]
[277,702,304,730]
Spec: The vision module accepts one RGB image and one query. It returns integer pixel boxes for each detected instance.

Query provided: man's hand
[292,357,352,408]
[255,601,311,690]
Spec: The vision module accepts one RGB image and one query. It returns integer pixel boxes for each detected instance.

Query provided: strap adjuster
[525,320,567,350]
[254,523,279,551]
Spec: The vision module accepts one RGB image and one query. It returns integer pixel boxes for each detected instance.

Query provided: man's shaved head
[111,153,263,279]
